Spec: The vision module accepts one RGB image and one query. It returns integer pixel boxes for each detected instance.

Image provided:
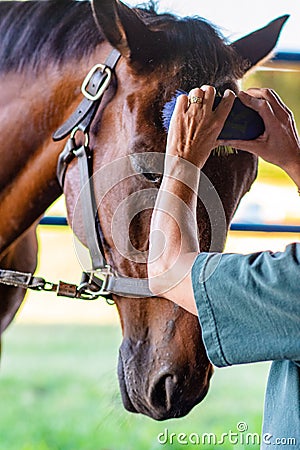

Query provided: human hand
[166,85,235,168]
[219,88,300,178]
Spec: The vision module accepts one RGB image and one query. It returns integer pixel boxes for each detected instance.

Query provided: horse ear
[231,15,289,71]
[91,0,163,65]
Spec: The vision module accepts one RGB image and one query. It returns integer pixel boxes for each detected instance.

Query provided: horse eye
[129,153,163,184]
[142,172,162,183]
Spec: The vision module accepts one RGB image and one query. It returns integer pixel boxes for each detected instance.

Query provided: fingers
[239,88,292,123]
[269,89,298,136]
[174,92,189,114]
[217,137,264,154]
[268,89,290,114]
[168,92,189,134]
[173,86,298,167]
[245,88,288,116]
[188,85,215,111]
[238,90,275,130]
[188,87,205,107]
[237,88,297,142]
[201,85,216,111]
[188,85,235,115]
[238,90,270,113]
[187,86,236,141]
[217,92,268,151]
[214,88,236,122]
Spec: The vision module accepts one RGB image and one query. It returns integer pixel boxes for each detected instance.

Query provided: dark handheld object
[162,90,265,140]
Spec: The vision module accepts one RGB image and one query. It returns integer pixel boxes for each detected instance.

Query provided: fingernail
[223,89,235,98]
[201,84,214,92]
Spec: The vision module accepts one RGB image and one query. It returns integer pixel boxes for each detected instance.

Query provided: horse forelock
[132,7,246,91]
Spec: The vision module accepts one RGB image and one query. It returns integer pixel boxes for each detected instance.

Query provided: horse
[0,0,287,420]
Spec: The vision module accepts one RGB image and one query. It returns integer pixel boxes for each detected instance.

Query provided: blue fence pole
[39,217,68,226]
[230,223,300,233]
[39,217,300,233]
[273,51,300,63]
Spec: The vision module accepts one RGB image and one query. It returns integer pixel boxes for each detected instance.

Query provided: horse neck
[0,55,100,255]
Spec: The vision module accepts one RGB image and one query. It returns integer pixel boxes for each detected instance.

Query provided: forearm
[148,156,200,298]
[148,86,235,313]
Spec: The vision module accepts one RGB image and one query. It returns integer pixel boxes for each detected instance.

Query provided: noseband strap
[54,50,154,300]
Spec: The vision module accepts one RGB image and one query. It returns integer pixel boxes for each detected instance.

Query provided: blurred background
[1,1,300,450]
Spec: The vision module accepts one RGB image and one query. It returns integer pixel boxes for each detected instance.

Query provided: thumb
[217,137,265,155]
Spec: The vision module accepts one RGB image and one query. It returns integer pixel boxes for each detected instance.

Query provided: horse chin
[117,351,139,414]
[117,348,213,421]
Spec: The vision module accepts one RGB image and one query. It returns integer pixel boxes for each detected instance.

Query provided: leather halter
[53,50,154,300]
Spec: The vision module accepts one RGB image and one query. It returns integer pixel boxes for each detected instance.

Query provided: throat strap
[74,145,106,270]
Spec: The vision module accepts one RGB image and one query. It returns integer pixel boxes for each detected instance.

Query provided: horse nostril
[150,374,177,412]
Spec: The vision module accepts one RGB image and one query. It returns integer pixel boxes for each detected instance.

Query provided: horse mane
[0,0,244,87]
[0,0,103,73]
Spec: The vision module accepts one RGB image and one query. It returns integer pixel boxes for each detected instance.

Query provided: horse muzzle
[117,337,213,421]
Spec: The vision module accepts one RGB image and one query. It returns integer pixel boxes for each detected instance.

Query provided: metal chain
[0,269,113,302]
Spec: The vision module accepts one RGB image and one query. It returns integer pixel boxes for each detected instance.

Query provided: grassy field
[0,324,269,450]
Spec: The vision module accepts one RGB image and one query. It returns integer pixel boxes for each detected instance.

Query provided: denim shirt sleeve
[191,243,300,367]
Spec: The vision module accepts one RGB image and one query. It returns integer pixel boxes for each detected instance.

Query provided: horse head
[63,1,287,420]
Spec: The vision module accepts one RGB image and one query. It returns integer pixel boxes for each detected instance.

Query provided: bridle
[0,49,154,301]
[54,49,155,300]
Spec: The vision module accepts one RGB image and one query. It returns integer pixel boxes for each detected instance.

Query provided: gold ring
[189,95,203,105]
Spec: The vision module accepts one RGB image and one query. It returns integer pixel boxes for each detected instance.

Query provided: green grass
[0,324,269,450]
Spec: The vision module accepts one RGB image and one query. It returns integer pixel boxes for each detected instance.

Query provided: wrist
[163,154,201,192]
[282,159,300,189]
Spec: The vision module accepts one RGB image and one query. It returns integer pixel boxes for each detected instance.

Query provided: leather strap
[0,270,49,290]
[53,49,121,141]
[56,138,76,188]
[106,275,153,298]
[89,272,153,298]
[74,145,107,270]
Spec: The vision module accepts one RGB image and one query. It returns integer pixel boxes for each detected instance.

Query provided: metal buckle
[81,64,112,101]
[77,266,113,300]
[92,266,113,296]
[70,127,89,147]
